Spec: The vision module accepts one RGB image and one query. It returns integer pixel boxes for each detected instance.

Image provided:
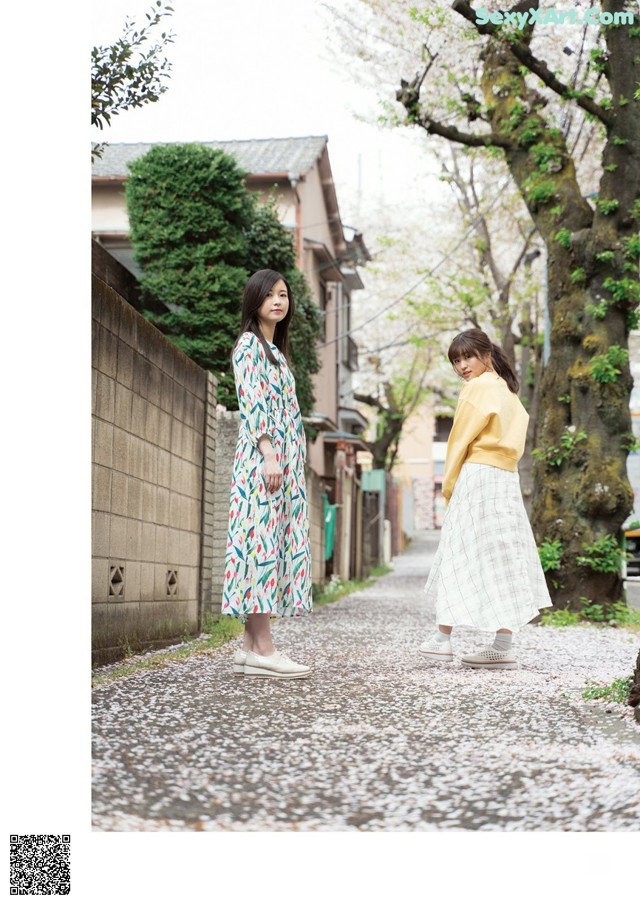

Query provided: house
[91,135,371,479]
[391,402,439,532]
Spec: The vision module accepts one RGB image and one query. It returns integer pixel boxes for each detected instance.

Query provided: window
[434,416,453,442]
[318,282,327,340]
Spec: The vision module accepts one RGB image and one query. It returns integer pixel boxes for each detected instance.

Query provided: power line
[362,325,453,356]
[317,174,514,349]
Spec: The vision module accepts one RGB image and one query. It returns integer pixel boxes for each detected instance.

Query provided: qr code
[10,835,70,895]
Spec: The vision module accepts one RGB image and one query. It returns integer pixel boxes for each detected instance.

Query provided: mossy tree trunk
[397,0,638,610]
[517,257,544,513]
[527,5,638,609]
[628,648,640,710]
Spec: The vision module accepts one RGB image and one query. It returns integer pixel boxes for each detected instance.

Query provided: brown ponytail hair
[447,328,519,393]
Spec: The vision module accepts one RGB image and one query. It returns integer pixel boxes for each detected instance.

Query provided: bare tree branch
[508,227,539,284]
[353,391,384,411]
[397,61,514,148]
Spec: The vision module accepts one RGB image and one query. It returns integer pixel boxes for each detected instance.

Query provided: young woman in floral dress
[222,269,312,679]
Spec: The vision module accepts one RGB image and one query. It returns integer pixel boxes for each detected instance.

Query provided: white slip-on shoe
[461,647,518,670]
[233,649,247,675]
[244,650,311,679]
[418,636,454,663]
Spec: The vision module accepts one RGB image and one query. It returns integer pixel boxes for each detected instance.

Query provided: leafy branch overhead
[451,0,613,126]
[92,1,175,159]
[391,0,639,611]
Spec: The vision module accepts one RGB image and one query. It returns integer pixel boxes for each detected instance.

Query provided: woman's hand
[258,436,283,494]
[262,451,283,494]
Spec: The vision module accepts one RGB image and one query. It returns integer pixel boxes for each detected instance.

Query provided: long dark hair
[233,269,294,366]
[448,328,519,393]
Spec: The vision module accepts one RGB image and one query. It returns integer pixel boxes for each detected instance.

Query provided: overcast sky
[91,0,443,231]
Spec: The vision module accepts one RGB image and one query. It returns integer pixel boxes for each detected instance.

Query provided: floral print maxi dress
[222,331,312,621]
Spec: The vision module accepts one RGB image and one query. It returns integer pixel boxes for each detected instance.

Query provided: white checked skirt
[425,463,552,632]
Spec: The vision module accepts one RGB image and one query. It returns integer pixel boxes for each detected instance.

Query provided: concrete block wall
[92,270,209,664]
[198,371,219,622]
[210,409,241,617]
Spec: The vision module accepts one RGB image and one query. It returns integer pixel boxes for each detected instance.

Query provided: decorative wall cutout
[109,564,125,598]
[167,569,178,596]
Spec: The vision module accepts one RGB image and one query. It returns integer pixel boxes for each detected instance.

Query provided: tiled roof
[92,135,329,179]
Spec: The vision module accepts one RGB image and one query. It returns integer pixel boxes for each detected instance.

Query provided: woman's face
[452,350,492,381]
[257,279,289,333]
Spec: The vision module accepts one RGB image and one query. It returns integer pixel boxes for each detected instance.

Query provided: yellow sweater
[442,372,529,502]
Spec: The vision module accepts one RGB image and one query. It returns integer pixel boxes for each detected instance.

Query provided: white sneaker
[461,647,518,670]
[418,635,453,663]
[244,650,311,679]
[232,649,248,674]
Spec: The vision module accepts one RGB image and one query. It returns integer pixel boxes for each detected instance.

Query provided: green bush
[126,144,321,413]
[127,144,253,407]
[583,676,632,703]
[532,428,587,468]
[577,535,626,573]
[538,537,564,571]
[541,609,580,627]
[597,198,620,215]
[589,345,629,383]
[541,601,640,627]
[555,228,571,248]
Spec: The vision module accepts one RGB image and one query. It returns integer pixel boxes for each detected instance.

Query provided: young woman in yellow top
[420,329,552,669]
